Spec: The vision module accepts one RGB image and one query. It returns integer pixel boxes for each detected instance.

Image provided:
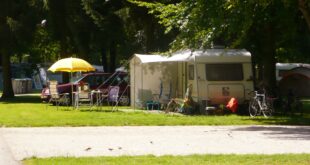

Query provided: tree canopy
[0,0,174,98]
[0,0,43,99]
[0,0,309,98]
[130,0,310,94]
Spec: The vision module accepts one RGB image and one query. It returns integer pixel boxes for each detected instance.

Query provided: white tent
[130,49,254,109]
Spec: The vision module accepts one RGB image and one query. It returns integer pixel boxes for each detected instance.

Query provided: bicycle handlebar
[248,90,265,96]
[248,91,254,94]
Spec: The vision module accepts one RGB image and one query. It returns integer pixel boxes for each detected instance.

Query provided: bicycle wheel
[249,99,259,117]
[262,100,274,117]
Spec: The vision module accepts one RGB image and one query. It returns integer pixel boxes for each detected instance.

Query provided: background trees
[45,0,174,72]
[0,0,309,98]
[0,0,174,99]
[131,0,310,95]
[81,0,176,71]
[0,0,43,99]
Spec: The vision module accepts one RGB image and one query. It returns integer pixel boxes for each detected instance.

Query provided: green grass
[0,94,309,127]
[23,154,310,165]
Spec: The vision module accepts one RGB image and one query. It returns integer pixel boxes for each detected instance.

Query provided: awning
[135,50,192,64]
[134,49,251,64]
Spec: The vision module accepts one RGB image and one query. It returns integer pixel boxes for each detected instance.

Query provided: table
[73,91,92,109]
[91,90,103,107]
[72,92,79,109]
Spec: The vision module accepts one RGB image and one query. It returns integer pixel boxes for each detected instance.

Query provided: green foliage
[130,0,310,95]
[130,0,310,62]
[29,28,61,63]
[129,1,181,32]
[0,0,43,53]
[0,0,44,99]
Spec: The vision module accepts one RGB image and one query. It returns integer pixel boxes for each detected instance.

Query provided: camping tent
[130,49,254,109]
[278,67,310,97]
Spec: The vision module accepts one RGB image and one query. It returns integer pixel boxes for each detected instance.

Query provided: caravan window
[205,64,243,81]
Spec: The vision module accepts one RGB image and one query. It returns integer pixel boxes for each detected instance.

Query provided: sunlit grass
[23,154,310,165]
[0,94,309,127]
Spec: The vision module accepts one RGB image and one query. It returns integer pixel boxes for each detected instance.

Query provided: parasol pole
[70,57,75,109]
[71,72,74,108]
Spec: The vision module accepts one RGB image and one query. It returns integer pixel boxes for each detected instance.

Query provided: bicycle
[248,90,275,117]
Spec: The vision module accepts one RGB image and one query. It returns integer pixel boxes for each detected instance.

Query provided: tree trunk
[109,41,116,72]
[257,62,263,82]
[261,24,277,96]
[101,47,107,72]
[1,51,14,99]
[299,0,310,31]
[145,18,155,53]
[66,16,89,60]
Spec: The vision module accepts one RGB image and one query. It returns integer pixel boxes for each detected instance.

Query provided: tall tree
[81,0,128,71]
[46,0,97,81]
[0,0,42,99]
[299,0,310,30]
[81,0,176,71]
[131,0,310,95]
[125,1,177,53]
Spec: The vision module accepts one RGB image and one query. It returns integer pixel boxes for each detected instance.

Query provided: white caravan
[130,49,254,108]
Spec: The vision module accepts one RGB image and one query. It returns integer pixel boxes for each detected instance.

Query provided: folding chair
[159,81,172,110]
[75,83,92,109]
[107,86,120,110]
[47,81,70,110]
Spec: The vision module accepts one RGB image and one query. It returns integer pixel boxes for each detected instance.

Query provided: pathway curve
[1,125,310,162]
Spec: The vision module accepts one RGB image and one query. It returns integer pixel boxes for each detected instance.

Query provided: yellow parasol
[48,57,95,107]
[48,57,95,72]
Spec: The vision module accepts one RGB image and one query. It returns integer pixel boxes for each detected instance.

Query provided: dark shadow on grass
[242,114,310,126]
[0,95,41,103]
[231,125,310,140]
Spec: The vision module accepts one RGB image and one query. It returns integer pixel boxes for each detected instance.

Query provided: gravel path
[1,125,310,163]
[0,129,20,165]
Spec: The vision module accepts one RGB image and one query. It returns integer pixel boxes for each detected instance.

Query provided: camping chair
[147,80,172,110]
[159,81,172,110]
[146,94,161,110]
[47,80,70,110]
[75,83,92,109]
[107,86,120,110]
[165,84,196,114]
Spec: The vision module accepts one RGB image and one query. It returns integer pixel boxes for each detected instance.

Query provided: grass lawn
[0,94,309,127]
[23,154,310,165]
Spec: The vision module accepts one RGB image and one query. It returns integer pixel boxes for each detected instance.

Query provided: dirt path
[1,125,310,162]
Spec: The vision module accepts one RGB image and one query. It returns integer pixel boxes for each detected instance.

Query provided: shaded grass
[0,95,309,127]
[23,154,310,165]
